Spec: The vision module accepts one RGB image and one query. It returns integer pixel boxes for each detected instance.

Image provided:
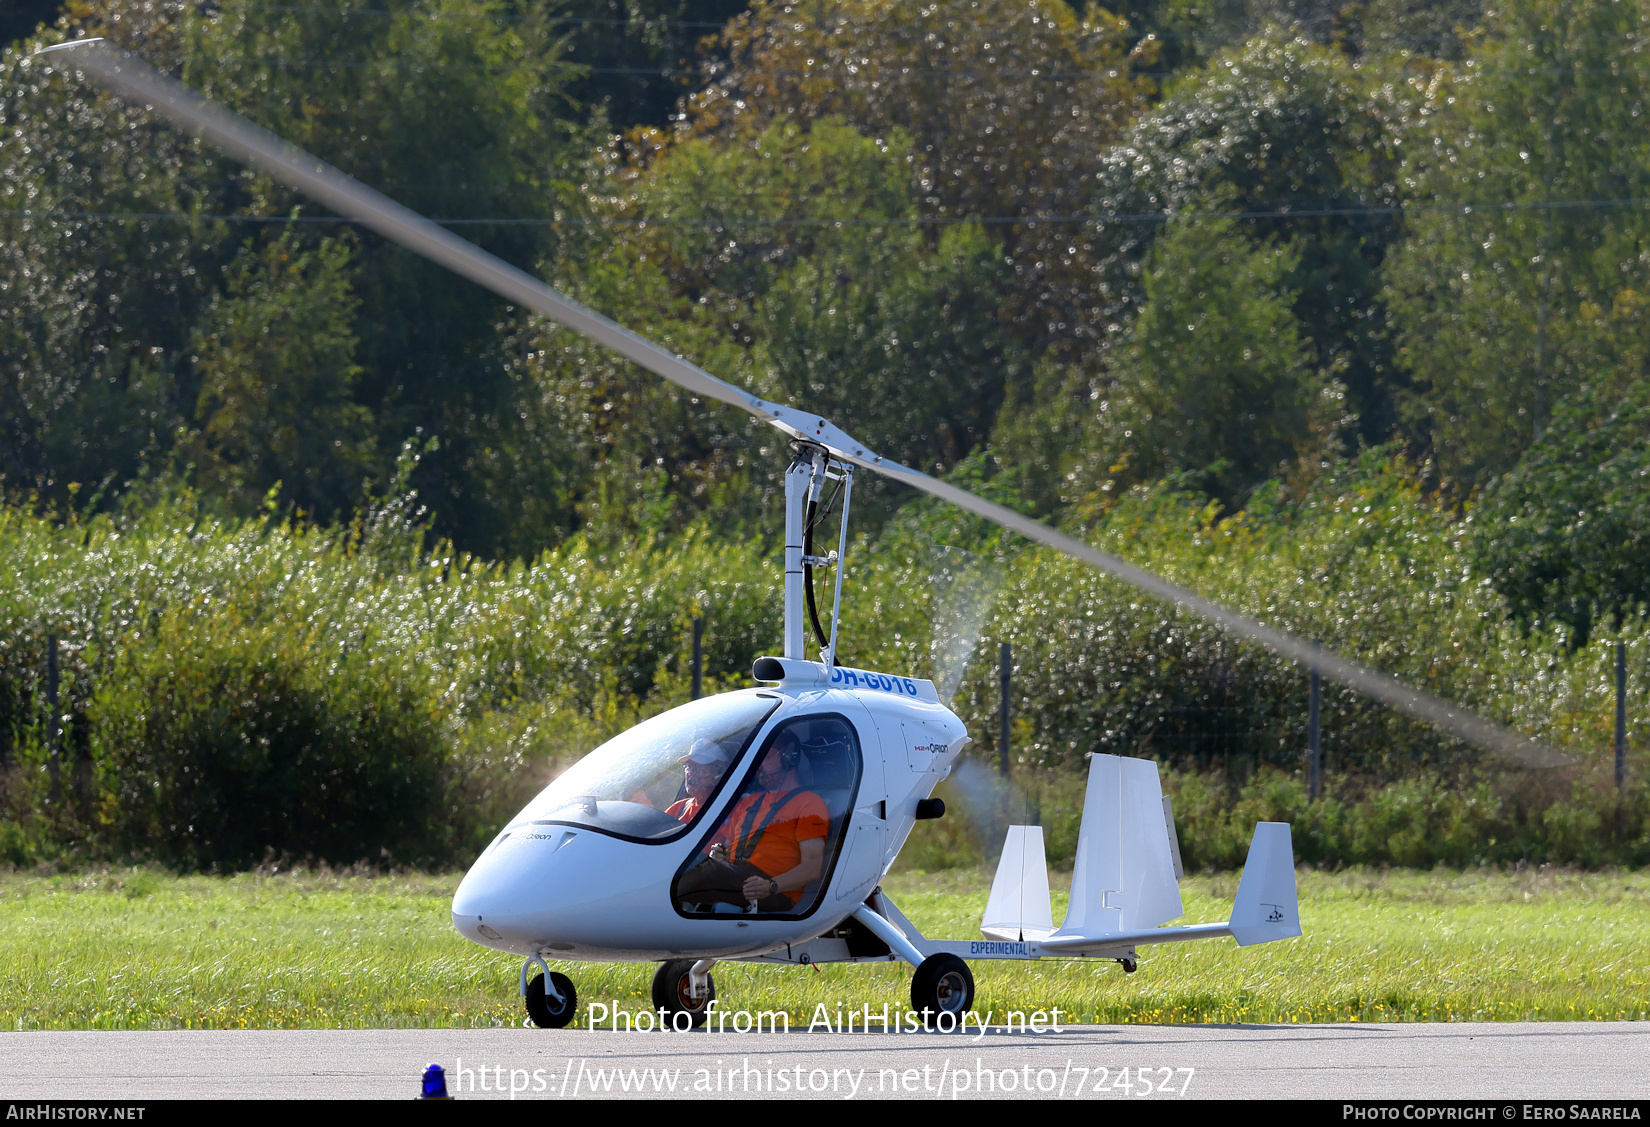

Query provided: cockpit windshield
[512,692,779,842]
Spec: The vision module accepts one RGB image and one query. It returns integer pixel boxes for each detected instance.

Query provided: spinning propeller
[38,38,1572,769]
[927,546,1005,704]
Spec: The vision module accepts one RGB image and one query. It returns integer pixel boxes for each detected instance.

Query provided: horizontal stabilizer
[1229,822,1301,946]
[981,825,1055,941]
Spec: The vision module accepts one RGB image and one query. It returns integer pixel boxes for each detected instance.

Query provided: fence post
[999,641,1012,778]
[46,633,60,799]
[1307,640,1322,801]
[1616,642,1627,793]
[691,617,704,701]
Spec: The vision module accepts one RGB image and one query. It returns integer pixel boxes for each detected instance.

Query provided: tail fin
[1052,755,1184,939]
[981,825,1054,941]
[1229,822,1302,946]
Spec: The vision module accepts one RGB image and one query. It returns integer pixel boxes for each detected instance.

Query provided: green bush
[89,604,448,868]
[0,491,776,868]
[905,759,1650,874]
[1,453,1646,872]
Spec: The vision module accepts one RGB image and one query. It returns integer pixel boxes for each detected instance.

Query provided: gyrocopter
[448,450,1303,1028]
[40,37,1571,1030]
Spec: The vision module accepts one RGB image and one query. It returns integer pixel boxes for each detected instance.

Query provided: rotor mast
[785,446,852,665]
[783,461,810,660]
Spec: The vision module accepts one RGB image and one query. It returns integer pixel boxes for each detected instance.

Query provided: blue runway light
[420,1062,450,1099]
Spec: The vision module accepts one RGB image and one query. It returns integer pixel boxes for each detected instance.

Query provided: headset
[768,728,802,773]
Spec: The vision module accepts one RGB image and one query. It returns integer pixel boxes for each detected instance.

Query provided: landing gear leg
[521,954,577,1029]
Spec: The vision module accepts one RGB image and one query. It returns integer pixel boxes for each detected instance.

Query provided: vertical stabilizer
[1053,755,1184,939]
[1228,822,1301,946]
[981,826,1055,941]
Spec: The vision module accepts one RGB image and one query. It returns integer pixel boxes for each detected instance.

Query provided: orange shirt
[666,796,701,824]
[709,790,829,900]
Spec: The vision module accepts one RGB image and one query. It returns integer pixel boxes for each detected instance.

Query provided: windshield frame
[519,691,782,846]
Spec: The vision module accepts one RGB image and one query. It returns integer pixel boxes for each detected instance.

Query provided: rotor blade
[43,38,1573,768]
[876,470,1571,767]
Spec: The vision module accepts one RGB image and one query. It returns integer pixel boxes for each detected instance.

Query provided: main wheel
[524,971,577,1029]
[910,953,974,1024]
[651,960,716,1029]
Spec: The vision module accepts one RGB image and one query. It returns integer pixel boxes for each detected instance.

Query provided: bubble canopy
[512,692,780,842]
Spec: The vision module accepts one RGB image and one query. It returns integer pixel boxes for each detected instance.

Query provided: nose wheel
[524,971,577,1029]
[910,953,974,1025]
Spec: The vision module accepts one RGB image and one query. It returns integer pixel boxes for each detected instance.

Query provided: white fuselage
[451,670,967,961]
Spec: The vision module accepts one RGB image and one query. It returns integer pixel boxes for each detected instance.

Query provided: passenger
[667,738,727,824]
[677,729,826,912]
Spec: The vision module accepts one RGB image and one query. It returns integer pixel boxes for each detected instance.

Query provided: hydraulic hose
[803,498,834,659]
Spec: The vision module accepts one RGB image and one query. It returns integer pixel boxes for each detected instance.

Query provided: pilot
[677,729,827,912]
[666,738,727,824]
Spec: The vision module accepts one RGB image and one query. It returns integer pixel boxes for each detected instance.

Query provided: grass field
[2,865,1646,1030]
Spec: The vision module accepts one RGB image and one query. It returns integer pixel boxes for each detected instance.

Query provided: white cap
[680,738,727,766]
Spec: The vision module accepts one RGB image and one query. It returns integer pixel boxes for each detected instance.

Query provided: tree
[529,117,1026,534]
[1468,376,1650,647]
[182,0,590,554]
[1092,206,1326,507]
[0,1,63,49]
[1383,0,1650,489]
[0,2,227,503]
[189,229,375,522]
[556,0,749,130]
[1352,0,1484,59]
[688,0,1152,360]
[1094,31,1406,445]
[1098,0,1486,66]
[758,220,1022,472]
[2,1,595,555]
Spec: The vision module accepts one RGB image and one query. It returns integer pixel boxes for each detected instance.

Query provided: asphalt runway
[3,1022,1648,1101]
